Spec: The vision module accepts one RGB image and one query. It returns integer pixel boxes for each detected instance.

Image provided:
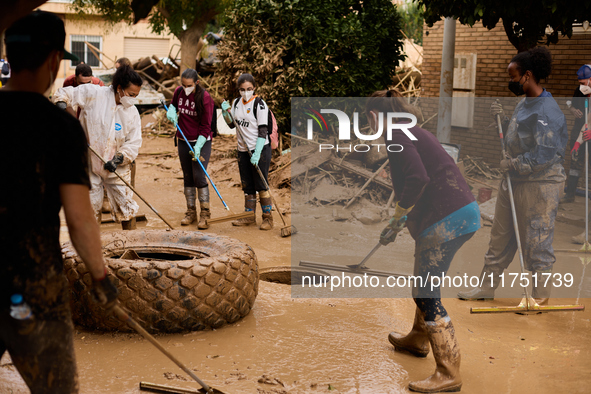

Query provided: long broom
[161,101,253,225]
[230,113,295,237]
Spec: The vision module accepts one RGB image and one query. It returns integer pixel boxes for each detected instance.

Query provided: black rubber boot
[560,175,579,204]
[457,265,504,301]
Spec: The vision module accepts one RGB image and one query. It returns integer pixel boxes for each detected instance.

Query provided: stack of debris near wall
[287,136,395,224]
[132,55,180,100]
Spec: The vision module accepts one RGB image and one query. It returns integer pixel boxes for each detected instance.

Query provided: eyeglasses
[239,88,254,93]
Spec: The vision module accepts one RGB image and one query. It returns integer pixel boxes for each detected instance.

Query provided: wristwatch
[566,100,572,109]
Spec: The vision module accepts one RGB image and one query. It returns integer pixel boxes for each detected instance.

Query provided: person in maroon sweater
[166,68,214,228]
[366,90,480,393]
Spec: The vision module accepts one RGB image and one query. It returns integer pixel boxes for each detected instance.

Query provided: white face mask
[119,89,137,108]
[580,83,591,96]
[184,86,195,96]
[240,90,254,102]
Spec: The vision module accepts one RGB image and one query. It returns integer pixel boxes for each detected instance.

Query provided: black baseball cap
[5,10,79,62]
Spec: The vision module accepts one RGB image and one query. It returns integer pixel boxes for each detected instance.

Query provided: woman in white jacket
[53,65,142,229]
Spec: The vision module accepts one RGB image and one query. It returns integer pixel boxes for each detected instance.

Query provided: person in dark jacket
[367,90,480,393]
[458,47,567,305]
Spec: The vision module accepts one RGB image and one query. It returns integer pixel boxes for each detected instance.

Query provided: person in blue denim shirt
[459,46,567,306]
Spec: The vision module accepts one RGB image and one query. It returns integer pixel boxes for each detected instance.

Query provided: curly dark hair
[510,47,552,83]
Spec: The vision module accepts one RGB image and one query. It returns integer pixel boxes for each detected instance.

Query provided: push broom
[161,101,254,225]
[470,106,584,314]
[230,113,295,237]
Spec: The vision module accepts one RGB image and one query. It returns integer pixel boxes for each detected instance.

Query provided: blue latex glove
[167,104,178,125]
[191,135,207,162]
[221,100,233,124]
[250,137,266,166]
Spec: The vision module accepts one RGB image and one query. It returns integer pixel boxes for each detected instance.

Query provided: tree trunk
[177,10,215,73]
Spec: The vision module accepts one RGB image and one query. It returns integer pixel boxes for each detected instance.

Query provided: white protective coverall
[53,84,142,221]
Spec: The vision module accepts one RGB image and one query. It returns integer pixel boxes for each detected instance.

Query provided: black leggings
[178,139,211,188]
[413,232,475,321]
[237,144,272,195]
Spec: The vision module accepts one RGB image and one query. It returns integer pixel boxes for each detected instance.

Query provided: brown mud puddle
[2,134,590,393]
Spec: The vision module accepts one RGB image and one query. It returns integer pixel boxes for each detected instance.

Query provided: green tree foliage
[70,0,224,70]
[399,1,424,45]
[418,0,591,52]
[217,0,405,133]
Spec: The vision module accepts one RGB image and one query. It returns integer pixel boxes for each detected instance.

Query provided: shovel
[110,305,227,394]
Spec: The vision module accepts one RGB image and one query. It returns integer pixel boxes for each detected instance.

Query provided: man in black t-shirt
[0,11,118,393]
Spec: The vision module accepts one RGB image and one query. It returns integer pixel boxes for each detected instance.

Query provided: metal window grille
[70,35,102,67]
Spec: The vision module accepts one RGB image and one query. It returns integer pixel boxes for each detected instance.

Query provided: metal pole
[496,114,531,303]
[585,98,589,244]
[436,17,456,143]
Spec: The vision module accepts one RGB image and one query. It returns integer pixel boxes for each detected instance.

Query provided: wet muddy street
[1,134,590,393]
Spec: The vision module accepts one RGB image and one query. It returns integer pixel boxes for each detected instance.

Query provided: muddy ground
[1,128,590,394]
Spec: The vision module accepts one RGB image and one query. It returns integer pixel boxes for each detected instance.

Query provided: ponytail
[112,64,142,93]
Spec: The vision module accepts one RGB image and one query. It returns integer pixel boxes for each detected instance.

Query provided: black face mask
[508,74,525,96]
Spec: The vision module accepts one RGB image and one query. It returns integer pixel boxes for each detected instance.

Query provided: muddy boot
[259,191,274,231]
[121,217,137,230]
[197,187,210,230]
[388,307,430,357]
[233,194,257,226]
[532,268,553,305]
[409,316,462,393]
[181,187,197,226]
[572,230,588,245]
[457,265,504,301]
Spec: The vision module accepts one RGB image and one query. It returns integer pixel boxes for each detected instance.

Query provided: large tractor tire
[61,230,258,333]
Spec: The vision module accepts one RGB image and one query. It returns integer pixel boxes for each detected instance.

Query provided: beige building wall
[39,1,180,84]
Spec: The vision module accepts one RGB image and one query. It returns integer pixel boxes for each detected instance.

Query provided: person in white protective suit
[53,64,142,229]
